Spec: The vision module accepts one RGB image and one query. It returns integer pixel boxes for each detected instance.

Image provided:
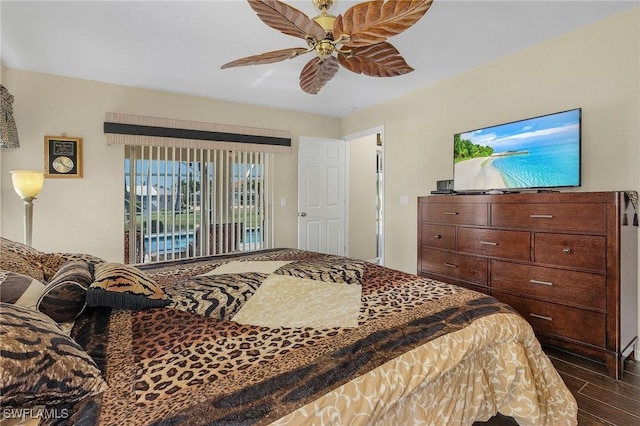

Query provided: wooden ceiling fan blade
[338,42,414,77]
[221,47,310,69]
[299,56,339,94]
[334,0,433,48]
[248,0,326,41]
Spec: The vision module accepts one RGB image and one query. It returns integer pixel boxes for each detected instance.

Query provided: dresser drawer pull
[443,263,458,268]
[434,235,442,239]
[530,313,553,321]
[562,247,572,254]
[443,212,459,216]
[530,214,554,219]
[479,241,498,246]
[530,279,553,286]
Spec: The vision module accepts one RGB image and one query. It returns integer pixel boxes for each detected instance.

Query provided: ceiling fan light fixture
[315,40,335,59]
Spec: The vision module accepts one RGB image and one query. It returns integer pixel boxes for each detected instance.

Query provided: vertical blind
[106,113,287,264]
[124,145,273,263]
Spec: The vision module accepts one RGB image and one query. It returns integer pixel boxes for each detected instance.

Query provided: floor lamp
[10,170,44,246]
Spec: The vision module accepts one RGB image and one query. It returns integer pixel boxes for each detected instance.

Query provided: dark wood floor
[475,346,640,425]
[545,346,640,425]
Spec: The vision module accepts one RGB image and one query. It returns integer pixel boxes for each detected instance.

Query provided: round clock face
[52,156,74,173]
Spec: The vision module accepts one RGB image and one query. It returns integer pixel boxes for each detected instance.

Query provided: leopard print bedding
[63,249,524,426]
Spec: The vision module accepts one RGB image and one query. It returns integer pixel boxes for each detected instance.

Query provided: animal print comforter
[66,249,577,425]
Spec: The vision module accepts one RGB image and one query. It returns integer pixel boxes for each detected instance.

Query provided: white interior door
[298,137,346,255]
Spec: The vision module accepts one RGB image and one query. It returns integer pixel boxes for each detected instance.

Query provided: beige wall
[342,7,640,273]
[0,69,340,261]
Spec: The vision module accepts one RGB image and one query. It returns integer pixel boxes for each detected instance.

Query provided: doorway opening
[345,126,384,265]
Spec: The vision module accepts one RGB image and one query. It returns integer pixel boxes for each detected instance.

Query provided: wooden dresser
[417,192,638,379]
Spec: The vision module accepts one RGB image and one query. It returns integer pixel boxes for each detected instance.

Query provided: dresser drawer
[534,233,606,271]
[420,225,456,250]
[457,228,530,261]
[420,203,487,226]
[491,203,606,232]
[494,292,605,348]
[490,261,606,310]
[420,247,487,286]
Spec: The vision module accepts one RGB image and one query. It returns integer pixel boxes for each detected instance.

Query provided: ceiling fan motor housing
[313,12,336,36]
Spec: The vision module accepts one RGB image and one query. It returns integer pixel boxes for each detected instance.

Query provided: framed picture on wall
[44,136,83,178]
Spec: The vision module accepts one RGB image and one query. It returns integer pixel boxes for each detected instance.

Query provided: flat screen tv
[453,108,581,192]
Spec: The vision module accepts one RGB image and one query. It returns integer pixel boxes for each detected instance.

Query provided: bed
[0,237,577,425]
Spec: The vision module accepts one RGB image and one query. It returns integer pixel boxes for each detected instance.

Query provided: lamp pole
[21,196,36,246]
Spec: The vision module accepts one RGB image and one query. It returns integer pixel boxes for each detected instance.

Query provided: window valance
[104,113,291,154]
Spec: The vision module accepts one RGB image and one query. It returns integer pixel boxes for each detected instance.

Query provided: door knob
[299,212,307,217]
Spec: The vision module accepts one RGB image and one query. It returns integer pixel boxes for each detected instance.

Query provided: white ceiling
[1,0,637,118]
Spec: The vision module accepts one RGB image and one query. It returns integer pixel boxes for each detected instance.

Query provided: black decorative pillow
[39,252,106,282]
[37,261,93,323]
[0,302,107,407]
[0,270,46,309]
[86,263,169,310]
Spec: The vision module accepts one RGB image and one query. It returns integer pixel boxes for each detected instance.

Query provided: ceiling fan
[221,0,434,94]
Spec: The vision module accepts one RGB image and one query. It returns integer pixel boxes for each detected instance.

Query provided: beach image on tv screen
[453,109,581,191]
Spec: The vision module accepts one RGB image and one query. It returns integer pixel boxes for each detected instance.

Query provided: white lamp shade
[10,170,45,199]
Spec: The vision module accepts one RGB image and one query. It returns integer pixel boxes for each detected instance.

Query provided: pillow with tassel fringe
[86,263,169,310]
